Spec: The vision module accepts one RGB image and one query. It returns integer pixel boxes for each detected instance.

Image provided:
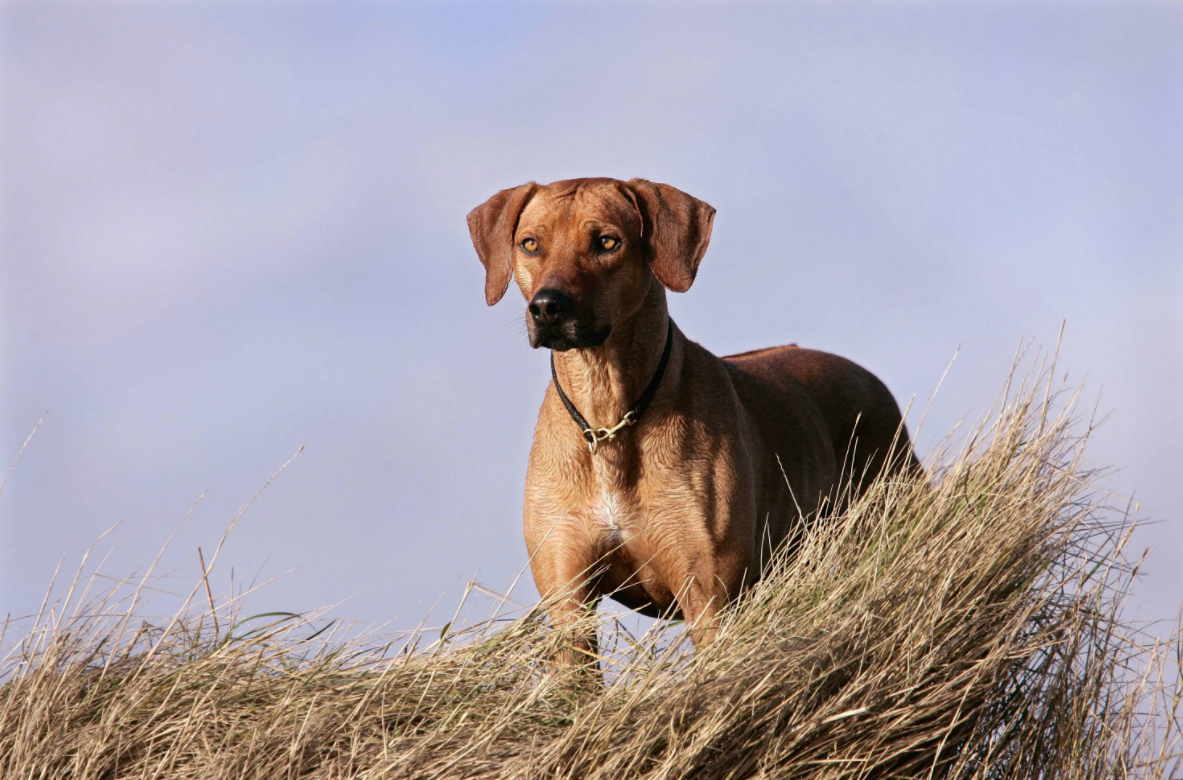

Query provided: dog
[468,177,919,670]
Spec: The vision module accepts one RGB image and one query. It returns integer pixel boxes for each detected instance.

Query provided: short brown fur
[467,177,919,673]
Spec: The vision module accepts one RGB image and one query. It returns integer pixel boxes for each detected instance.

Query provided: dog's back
[725,345,921,498]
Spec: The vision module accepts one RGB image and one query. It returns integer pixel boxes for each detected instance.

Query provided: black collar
[550,320,675,454]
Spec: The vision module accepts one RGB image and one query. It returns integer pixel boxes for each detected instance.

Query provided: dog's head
[467,178,715,351]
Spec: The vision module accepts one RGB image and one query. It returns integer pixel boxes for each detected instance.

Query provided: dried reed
[2,357,1180,779]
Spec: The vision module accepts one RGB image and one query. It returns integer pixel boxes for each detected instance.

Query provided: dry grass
[2,357,1181,779]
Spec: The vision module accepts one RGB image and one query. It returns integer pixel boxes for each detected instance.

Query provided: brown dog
[468,177,918,668]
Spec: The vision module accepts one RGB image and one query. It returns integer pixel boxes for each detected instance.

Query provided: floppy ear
[625,179,716,293]
[466,182,538,305]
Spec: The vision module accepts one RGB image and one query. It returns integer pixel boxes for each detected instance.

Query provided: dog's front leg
[528,538,604,681]
[658,545,746,649]
[548,590,601,675]
[676,576,727,647]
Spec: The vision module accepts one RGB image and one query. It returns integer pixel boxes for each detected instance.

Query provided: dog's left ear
[624,179,716,293]
[467,182,538,306]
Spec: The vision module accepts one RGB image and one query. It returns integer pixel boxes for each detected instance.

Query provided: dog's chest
[580,460,646,542]
[575,443,691,544]
[588,487,630,537]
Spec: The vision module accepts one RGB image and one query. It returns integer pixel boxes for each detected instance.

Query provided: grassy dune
[2,359,1180,779]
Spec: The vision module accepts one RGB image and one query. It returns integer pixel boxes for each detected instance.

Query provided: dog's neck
[550,284,673,435]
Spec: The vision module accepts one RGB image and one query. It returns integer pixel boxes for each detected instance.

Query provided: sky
[1,1,1180,637]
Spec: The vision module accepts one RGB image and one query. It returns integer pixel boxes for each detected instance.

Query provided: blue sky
[1,1,1180,633]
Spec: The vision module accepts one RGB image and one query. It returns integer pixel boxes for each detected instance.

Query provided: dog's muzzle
[528,288,610,350]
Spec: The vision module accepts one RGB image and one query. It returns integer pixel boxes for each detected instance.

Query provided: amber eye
[599,236,619,251]
[521,238,539,253]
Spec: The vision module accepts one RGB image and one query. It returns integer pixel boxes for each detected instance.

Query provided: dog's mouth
[529,320,612,351]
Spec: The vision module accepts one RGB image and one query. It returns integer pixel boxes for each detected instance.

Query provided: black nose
[529,288,574,325]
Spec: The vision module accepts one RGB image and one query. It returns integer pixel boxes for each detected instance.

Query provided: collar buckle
[585,411,637,454]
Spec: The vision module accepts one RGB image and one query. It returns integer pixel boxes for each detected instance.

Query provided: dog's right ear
[467,183,538,306]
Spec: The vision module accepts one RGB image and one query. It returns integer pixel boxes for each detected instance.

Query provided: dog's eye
[599,236,620,251]
[521,238,539,253]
